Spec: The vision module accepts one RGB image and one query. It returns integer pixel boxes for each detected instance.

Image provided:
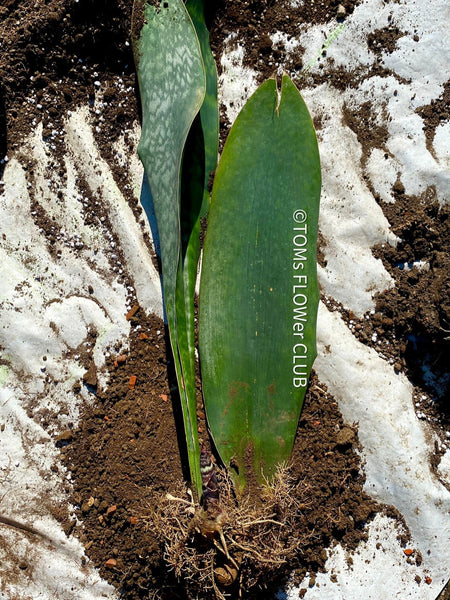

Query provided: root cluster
[143,466,312,599]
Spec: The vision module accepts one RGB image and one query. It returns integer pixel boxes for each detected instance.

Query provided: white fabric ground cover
[0,0,449,598]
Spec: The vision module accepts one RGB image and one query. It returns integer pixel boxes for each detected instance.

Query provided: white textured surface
[65,108,163,318]
[0,108,162,600]
[287,0,450,595]
[219,34,259,124]
[286,514,443,599]
[305,83,398,315]
[312,305,450,594]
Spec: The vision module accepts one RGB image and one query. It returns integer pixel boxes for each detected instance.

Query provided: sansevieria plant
[132,0,320,499]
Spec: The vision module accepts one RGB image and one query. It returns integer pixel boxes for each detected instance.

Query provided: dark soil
[1,0,448,598]
[60,307,385,599]
[416,81,450,159]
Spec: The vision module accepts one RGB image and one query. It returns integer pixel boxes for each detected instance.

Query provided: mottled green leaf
[132,0,206,497]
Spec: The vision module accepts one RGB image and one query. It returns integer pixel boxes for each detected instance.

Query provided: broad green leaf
[132,0,206,497]
[199,75,321,492]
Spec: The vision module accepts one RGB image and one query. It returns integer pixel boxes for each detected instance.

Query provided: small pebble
[337,4,346,18]
[56,430,74,443]
[105,558,117,568]
[336,426,355,446]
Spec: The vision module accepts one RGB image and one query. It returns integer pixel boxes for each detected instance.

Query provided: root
[142,465,312,599]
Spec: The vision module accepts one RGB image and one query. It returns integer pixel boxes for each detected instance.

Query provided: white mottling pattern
[136,0,205,301]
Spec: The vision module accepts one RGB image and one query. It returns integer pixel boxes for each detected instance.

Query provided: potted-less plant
[132,0,320,594]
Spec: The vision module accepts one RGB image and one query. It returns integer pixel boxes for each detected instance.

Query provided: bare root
[140,465,313,599]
